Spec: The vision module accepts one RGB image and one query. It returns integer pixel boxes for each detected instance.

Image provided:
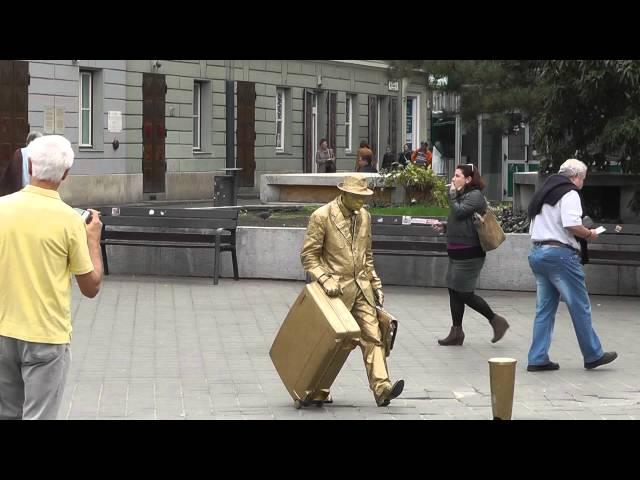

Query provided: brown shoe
[490,315,509,343]
[438,326,465,346]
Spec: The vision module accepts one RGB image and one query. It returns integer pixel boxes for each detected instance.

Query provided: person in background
[356,141,373,171]
[411,142,432,168]
[397,143,412,168]
[381,145,395,171]
[315,138,336,173]
[357,154,378,173]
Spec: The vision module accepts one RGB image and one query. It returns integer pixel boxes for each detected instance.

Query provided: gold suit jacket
[301,196,382,309]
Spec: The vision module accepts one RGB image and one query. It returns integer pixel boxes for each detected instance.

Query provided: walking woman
[433,164,509,345]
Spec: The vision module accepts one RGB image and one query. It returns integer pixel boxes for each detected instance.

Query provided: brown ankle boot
[438,326,465,346]
[490,314,509,343]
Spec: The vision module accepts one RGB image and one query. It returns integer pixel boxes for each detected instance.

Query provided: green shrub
[378,164,449,208]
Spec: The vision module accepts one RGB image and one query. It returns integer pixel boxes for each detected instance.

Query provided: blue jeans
[527,245,603,365]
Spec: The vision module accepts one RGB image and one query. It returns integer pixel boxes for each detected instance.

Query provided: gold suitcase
[270,282,361,408]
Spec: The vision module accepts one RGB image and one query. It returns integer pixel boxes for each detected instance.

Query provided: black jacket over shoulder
[527,174,589,264]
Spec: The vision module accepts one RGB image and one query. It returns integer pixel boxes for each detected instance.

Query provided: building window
[275,88,285,151]
[79,71,93,147]
[345,95,353,153]
[193,82,202,150]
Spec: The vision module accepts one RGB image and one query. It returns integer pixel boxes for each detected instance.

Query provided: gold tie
[350,213,358,245]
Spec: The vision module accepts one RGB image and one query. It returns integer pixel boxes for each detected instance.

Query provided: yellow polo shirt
[0,185,94,344]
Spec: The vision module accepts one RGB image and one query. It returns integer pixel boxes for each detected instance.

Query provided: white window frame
[79,71,93,147]
[193,82,202,150]
[311,94,318,172]
[345,95,353,153]
[406,95,419,150]
[275,88,285,151]
[376,96,382,165]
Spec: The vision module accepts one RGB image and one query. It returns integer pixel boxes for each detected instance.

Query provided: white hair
[26,135,74,183]
[558,158,587,178]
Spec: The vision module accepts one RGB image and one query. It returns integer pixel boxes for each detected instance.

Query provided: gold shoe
[376,380,405,407]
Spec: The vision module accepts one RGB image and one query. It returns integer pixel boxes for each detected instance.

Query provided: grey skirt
[446,257,486,292]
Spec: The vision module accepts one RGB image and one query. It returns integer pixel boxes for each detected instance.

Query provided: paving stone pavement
[61,275,639,420]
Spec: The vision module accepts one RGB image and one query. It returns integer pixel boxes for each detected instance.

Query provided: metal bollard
[488,357,517,420]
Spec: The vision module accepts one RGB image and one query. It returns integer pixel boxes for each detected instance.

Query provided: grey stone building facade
[1,59,441,206]
[1,59,545,206]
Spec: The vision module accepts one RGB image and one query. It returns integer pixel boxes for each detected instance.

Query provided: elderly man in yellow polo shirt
[0,135,103,420]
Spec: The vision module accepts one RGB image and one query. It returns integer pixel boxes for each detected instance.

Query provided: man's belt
[534,240,579,253]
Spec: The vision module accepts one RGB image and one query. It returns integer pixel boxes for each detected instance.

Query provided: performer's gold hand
[374,288,384,306]
[320,277,342,297]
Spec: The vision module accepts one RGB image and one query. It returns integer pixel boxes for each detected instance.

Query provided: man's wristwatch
[318,273,330,285]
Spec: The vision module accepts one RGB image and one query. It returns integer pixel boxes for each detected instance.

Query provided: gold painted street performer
[301,174,404,407]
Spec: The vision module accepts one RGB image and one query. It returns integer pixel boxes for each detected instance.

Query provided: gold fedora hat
[337,174,374,196]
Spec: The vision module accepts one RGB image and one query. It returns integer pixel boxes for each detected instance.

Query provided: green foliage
[388,60,544,127]
[491,203,529,233]
[535,60,640,173]
[378,163,449,208]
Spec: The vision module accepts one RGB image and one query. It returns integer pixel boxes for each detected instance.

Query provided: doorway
[0,60,29,195]
[236,81,256,187]
[502,123,537,200]
[142,72,166,193]
[304,89,318,173]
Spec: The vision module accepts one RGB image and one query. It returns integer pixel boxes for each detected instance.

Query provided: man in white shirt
[526,158,617,371]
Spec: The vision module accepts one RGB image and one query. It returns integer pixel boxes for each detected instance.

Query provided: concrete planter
[260,173,404,204]
[105,227,639,296]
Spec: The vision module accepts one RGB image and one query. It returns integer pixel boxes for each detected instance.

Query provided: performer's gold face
[342,192,366,212]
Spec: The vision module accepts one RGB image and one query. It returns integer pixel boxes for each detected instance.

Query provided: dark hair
[319,138,327,146]
[360,141,369,148]
[456,164,486,190]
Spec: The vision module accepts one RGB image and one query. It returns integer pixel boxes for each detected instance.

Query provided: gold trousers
[350,290,392,399]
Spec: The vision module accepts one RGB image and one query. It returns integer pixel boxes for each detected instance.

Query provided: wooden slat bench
[371,215,448,257]
[587,223,640,267]
[98,207,239,285]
